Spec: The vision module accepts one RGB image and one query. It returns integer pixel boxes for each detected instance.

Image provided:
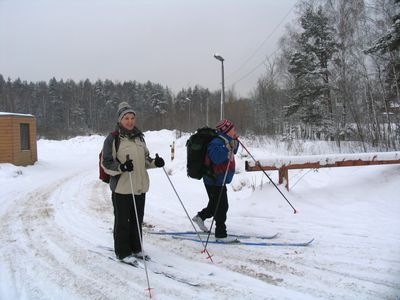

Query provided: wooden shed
[0,112,38,166]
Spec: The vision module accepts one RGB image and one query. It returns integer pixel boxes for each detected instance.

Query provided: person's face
[226,127,238,139]
[120,113,136,130]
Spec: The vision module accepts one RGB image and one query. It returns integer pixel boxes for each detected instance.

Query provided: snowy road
[0,133,399,299]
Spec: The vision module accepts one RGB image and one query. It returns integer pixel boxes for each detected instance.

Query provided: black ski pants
[112,192,145,260]
[198,184,228,238]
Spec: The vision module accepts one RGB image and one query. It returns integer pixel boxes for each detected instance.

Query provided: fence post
[279,167,289,191]
[170,141,175,161]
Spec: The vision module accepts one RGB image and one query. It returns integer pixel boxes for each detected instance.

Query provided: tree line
[0,76,242,138]
[0,0,399,151]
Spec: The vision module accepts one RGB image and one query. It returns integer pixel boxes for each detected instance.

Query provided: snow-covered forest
[1,0,399,149]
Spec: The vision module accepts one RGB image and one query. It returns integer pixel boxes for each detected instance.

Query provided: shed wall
[0,116,14,162]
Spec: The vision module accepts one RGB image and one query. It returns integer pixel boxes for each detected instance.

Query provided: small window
[20,123,30,150]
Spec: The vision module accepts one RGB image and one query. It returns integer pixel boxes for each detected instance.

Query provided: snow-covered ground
[0,130,399,300]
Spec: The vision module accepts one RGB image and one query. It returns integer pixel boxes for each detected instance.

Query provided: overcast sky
[0,0,298,97]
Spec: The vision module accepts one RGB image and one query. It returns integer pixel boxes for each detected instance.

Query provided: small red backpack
[99,131,120,183]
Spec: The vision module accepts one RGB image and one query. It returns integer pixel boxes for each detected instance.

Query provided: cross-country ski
[171,235,314,247]
[92,248,202,287]
[149,230,279,240]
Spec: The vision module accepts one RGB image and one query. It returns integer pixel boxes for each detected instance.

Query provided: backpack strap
[217,135,229,147]
[214,133,234,152]
[110,130,120,153]
[110,130,121,162]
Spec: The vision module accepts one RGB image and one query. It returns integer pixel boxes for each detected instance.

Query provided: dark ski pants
[112,192,145,260]
[198,184,228,238]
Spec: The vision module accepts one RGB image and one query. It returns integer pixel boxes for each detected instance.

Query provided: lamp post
[185,97,191,130]
[214,53,225,120]
[206,96,209,126]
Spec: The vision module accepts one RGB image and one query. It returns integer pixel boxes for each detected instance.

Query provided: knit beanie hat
[117,101,136,123]
[216,119,235,134]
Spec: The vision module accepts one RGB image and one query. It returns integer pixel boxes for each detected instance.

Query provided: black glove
[154,153,165,168]
[120,159,134,172]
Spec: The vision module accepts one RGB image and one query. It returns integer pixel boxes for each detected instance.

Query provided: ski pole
[203,154,232,252]
[237,140,298,214]
[127,155,153,298]
[161,166,214,263]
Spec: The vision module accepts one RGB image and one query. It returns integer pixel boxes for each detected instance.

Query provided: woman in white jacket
[102,102,164,264]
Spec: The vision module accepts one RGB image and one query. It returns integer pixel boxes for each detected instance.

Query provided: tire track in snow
[0,174,150,300]
[2,171,242,300]
[149,224,400,299]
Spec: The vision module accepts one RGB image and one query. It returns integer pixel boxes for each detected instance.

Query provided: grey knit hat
[117,102,136,123]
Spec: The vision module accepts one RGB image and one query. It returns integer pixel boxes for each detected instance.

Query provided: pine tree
[285,5,338,139]
[365,0,400,149]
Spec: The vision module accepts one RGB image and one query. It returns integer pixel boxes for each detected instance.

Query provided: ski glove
[120,159,134,172]
[229,139,238,150]
[154,153,165,168]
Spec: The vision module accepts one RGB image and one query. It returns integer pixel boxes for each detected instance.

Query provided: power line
[228,47,280,87]
[226,1,299,87]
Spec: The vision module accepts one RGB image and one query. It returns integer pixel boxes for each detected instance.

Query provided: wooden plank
[245,161,280,171]
[0,140,12,144]
[0,116,12,122]
[245,154,400,191]
[245,159,400,172]
[0,145,12,150]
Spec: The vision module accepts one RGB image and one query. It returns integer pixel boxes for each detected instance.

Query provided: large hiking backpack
[186,127,220,180]
[99,131,120,183]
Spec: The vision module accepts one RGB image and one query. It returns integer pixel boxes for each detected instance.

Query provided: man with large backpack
[192,119,239,243]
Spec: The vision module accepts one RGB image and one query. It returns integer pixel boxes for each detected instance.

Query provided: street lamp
[214,53,225,120]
